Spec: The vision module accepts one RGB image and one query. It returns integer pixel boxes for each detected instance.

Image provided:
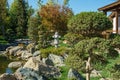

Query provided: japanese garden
[0,0,120,80]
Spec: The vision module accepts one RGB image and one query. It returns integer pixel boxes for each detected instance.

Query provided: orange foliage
[39,4,73,34]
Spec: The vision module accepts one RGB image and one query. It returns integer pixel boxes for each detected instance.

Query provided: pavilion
[98,0,120,34]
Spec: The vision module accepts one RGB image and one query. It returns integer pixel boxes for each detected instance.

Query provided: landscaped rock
[90,69,102,77]
[33,50,40,57]
[8,61,23,68]
[68,68,84,80]
[6,46,14,52]
[42,58,54,66]
[0,73,17,80]
[48,54,65,66]
[23,57,61,78]
[9,46,23,56]
[26,43,35,54]
[23,57,40,71]
[15,67,44,80]
[21,50,32,60]
[38,63,61,78]
[16,50,23,56]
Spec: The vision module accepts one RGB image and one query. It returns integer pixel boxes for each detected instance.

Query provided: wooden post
[115,10,119,33]
[86,57,91,80]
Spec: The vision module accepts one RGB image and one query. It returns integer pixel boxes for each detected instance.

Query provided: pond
[0,55,14,74]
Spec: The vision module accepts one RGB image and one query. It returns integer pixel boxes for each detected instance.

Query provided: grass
[91,55,120,80]
[91,77,101,80]
[41,46,68,58]
[58,66,70,80]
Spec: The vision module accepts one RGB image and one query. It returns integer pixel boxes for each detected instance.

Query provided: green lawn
[91,54,120,80]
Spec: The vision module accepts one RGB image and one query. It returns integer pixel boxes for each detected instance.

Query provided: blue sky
[9,0,115,14]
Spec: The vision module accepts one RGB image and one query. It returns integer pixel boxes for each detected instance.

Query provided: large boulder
[26,43,35,54]
[68,68,84,80]
[15,67,44,80]
[21,50,32,60]
[8,46,23,56]
[23,57,61,78]
[15,50,23,57]
[33,50,40,57]
[90,69,102,77]
[38,63,61,78]
[42,58,54,66]
[8,62,23,68]
[48,54,65,67]
[23,57,40,71]
[0,73,17,80]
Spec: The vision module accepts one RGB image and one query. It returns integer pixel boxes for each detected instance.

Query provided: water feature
[6,68,13,74]
[0,54,14,74]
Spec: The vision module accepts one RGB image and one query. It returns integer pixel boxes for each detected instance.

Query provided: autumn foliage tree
[39,4,73,35]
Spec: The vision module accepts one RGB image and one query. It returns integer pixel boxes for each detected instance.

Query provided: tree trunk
[1,25,5,37]
[86,56,91,80]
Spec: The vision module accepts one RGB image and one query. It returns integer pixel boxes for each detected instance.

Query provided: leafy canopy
[68,12,112,37]
[39,4,73,34]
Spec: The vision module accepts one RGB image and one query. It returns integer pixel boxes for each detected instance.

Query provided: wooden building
[98,0,120,34]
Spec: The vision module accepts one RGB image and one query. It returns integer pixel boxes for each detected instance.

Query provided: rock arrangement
[0,43,71,80]
[2,42,113,80]
[0,42,111,80]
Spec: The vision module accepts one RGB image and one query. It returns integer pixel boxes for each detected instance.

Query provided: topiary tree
[64,33,84,47]
[67,12,112,37]
[111,35,120,48]
[66,37,118,80]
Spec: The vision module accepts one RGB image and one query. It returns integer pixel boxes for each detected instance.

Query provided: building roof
[98,1,120,12]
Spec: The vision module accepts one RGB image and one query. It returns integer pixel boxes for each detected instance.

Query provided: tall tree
[9,0,33,38]
[0,0,8,36]
[39,4,73,35]
[27,16,40,43]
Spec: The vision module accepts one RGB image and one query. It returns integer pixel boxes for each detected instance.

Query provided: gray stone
[15,67,44,80]
[38,63,61,78]
[8,61,22,68]
[33,51,40,57]
[0,73,17,80]
[21,50,32,60]
[42,58,54,66]
[8,46,23,56]
[90,69,102,77]
[23,57,40,71]
[6,46,14,51]
[48,54,65,67]
[23,57,61,78]
[16,50,23,56]
[26,43,35,54]
[68,68,84,80]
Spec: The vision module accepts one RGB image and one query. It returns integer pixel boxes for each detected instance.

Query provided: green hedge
[40,47,68,58]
